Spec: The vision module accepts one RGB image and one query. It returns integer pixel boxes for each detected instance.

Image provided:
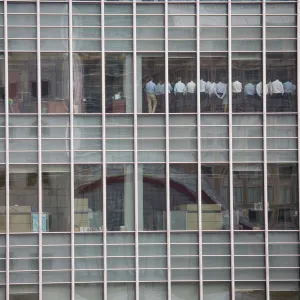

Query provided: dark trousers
[174,93,184,112]
[186,92,196,112]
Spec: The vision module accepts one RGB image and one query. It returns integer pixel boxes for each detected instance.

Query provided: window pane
[41,53,69,114]
[201,164,229,230]
[200,53,228,113]
[169,54,196,113]
[107,164,134,231]
[9,53,37,114]
[232,53,262,112]
[105,53,133,114]
[266,53,297,112]
[42,165,70,232]
[139,164,166,231]
[138,54,165,114]
[73,53,101,113]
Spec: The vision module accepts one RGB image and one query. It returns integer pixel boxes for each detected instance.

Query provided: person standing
[145,77,157,113]
[174,77,186,112]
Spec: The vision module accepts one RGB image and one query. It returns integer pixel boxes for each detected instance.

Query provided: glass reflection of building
[0,0,298,300]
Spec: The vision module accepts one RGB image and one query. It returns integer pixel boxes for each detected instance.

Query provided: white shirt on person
[145,80,156,94]
[232,80,242,93]
[186,81,196,93]
[174,81,186,94]
[244,83,256,96]
[271,79,284,95]
[200,79,206,92]
[215,82,227,99]
[256,81,268,97]
[283,81,296,94]
[205,81,216,96]
[161,83,172,94]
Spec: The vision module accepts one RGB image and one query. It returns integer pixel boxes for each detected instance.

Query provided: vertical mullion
[68,0,75,299]
[196,0,203,299]
[228,1,235,300]
[3,0,8,298]
[297,0,300,250]
[164,0,171,299]
[101,1,107,299]
[36,1,43,299]
[262,1,270,299]
[132,0,139,299]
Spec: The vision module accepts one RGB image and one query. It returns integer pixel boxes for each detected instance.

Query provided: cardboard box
[112,99,125,113]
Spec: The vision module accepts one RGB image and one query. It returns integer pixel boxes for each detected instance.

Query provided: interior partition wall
[0,0,298,300]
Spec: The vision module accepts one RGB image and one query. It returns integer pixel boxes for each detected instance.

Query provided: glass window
[107,164,134,231]
[138,54,165,114]
[266,53,297,112]
[105,53,133,114]
[232,53,262,112]
[8,53,37,114]
[73,53,101,114]
[170,164,197,230]
[201,164,229,230]
[267,164,298,230]
[9,165,38,233]
[42,165,70,232]
[233,164,264,230]
[74,165,102,232]
[139,164,166,231]
[169,54,197,113]
[235,282,265,300]
[200,53,228,113]
[41,53,69,114]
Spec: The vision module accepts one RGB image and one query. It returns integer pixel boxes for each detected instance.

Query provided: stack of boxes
[74,198,89,231]
[0,206,32,232]
[177,203,223,230]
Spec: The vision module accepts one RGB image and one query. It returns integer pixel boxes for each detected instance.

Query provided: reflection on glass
[41,53,69,113]
[74,53,101,113]
[204,283,230,299]
[139,164,166,230]
[236,290,265,300]
[9,165,37,232]
[105,53,133,113]
[170,164,197,230]
[200,53,228,113]
[9,53,37,113]
[268,164,298,230]
[74,165,102,232]
[233,164,264,230]
[138,55,165,113]
[169,54,197,113]
[201,164,229,230]
[232,53,262,112]
[0,55,4,114]
[76,283,104,300]
[42,165,70,232]
[270,291,300,300]
[0,166,4,233]
[107,164,134,231]
[266,53,297,112]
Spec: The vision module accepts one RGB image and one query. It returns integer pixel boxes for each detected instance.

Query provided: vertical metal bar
[36,1,42,299]
[101,1,107,299]
[262,1,270,299]
[132,0,139,299]
[3,0,8,298]
[196,0,203,299]
[228,1,235,300]
[297,0,300,249]
[68,0,75,299]
[164,0,171,299]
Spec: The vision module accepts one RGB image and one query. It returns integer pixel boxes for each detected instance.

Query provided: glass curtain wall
[0,0,299,300]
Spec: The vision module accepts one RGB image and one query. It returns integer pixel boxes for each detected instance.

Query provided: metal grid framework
[0,0,298,299]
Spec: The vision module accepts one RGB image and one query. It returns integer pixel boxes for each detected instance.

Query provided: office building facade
[0,0,298,299]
